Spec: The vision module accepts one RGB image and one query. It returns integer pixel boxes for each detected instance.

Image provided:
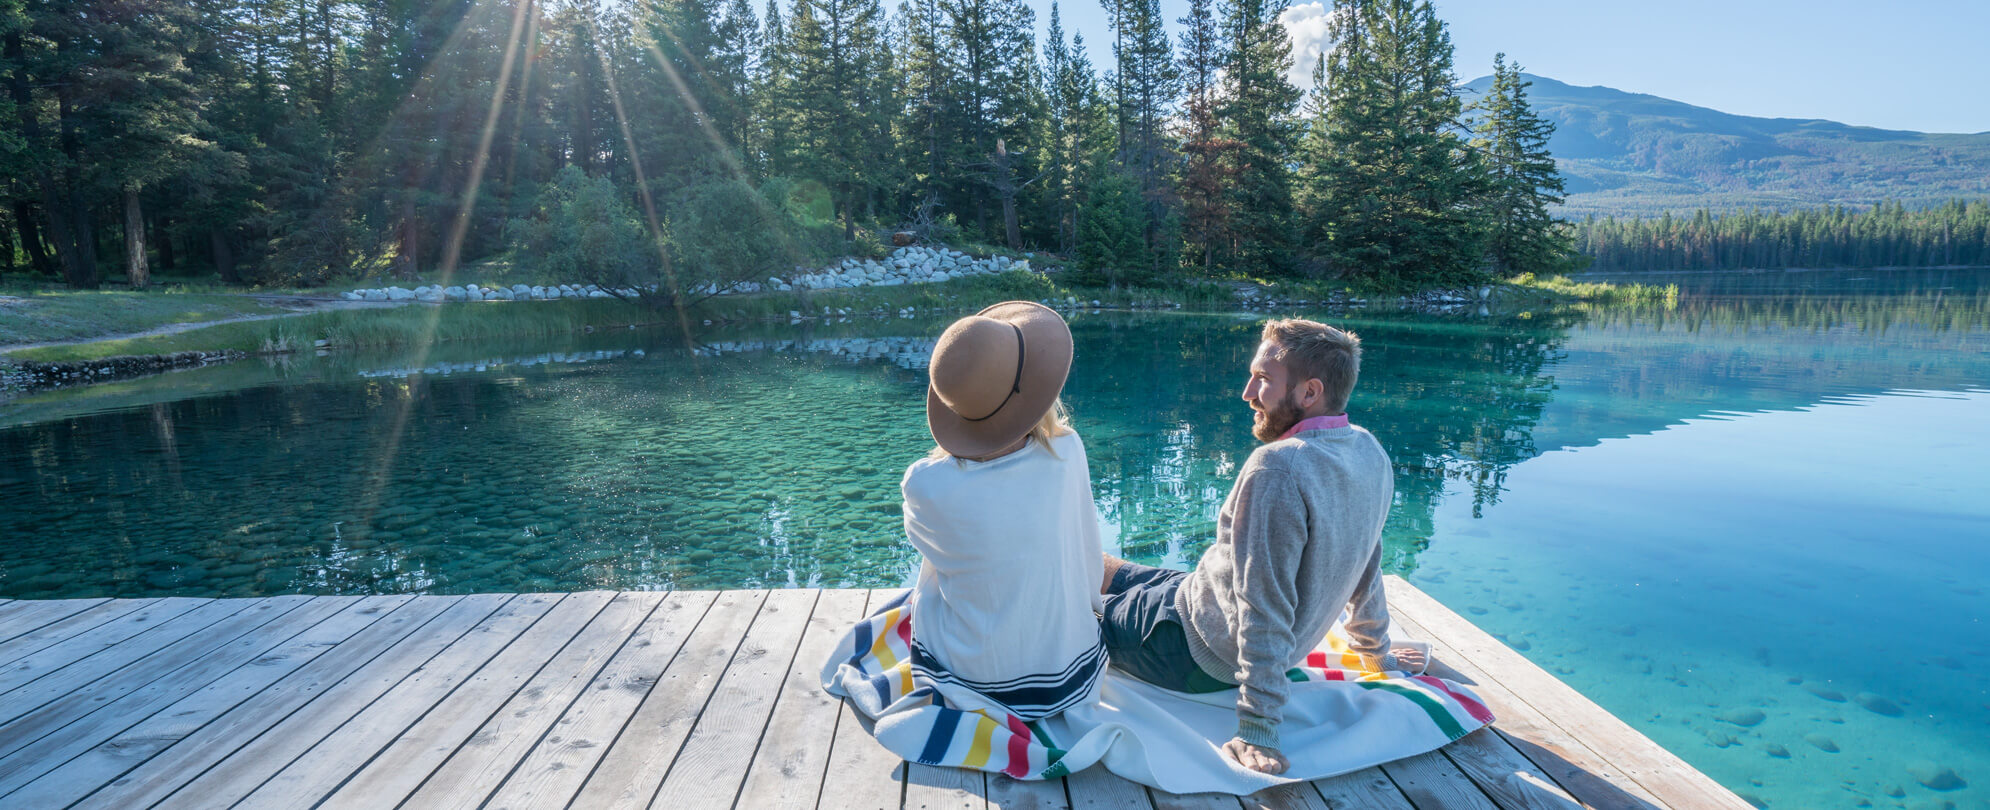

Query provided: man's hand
[1223,738,1288,775]
[1390,646,1427,673]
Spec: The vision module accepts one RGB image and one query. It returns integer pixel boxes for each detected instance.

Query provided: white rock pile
[340,246,1031,303]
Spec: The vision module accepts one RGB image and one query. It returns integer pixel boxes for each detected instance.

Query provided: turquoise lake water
[2,268,1986,808]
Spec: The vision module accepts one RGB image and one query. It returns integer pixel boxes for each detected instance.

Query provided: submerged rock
[1763,743,1790,759]
[1803,733,1840,753]
[1719,708,1767,727]
[1908,762,1967,791]
[1804,683,1848,702]
[1853,692,1904,716]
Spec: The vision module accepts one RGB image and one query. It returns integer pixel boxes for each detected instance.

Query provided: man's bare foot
[1223,738,1288,774]
[1101,554,1127,594]
[1391,646,1427,673]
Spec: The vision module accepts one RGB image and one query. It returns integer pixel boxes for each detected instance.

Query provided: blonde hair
[930,399,1074,462]
[1260,319,1362,415]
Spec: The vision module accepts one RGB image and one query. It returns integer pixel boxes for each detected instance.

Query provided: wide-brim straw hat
[926,301,1074,458]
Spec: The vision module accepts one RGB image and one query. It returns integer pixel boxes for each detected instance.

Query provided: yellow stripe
[1325,632,1350,653]
[869,609,901,669]
[962,715,999,768]
[896,661,914,695]
[1341,651,1365,670]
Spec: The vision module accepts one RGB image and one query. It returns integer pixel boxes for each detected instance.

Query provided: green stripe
[1357,681,1469,740]
[1025,720,1066,767]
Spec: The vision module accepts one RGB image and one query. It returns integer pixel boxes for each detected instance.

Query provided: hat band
[960,323,1027,423]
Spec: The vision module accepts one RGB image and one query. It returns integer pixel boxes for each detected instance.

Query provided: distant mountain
[1458,74,1990,217]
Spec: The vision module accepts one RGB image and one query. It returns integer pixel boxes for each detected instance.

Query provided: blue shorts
[1098,562,1232,693]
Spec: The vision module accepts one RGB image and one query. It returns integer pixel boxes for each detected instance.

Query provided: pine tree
[1174,0,1235,273]
[782,0,891,236]
[1106,0,1175,261]
[1039,3,1108,254]
[1216,0,1301,273]
[1469,54,1568,275]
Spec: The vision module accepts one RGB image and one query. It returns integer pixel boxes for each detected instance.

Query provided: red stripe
[1413,676,1495,724]
[896,614,913,647]
[1003,714,1033,777]
[1306,651,1327,668]
[1322,669,1346,681]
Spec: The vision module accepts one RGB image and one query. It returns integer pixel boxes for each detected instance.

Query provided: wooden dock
[0,578,1750,809]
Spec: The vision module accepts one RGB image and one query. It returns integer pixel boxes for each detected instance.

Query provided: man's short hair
[1260,319,1362,415]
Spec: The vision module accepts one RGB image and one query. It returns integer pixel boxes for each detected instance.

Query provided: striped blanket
[821,590,1493,795]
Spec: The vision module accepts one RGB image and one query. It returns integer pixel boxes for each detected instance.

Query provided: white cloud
[1280,1,1333,91]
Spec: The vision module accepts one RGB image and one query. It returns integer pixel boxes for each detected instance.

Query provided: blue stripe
[873,589,912,615]
[910,643,1106,720]
[848,619,874,675]
[869,672,894,705]
[918,708,966,764]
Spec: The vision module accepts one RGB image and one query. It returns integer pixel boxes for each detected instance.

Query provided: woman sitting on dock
[894,301,1107,720]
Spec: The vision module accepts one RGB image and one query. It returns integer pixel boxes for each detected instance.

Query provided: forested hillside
[1460,74,1990,217]
[1574,199,1990,272]
[0,0,1569,293]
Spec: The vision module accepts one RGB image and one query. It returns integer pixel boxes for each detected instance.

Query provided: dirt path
[0,295,406,355]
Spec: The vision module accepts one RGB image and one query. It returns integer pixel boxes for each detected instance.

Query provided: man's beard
[1250,388,1305,442]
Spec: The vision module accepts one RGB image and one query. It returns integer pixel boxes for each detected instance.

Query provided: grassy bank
[0,291,285,345]
[1505,272,1680,306]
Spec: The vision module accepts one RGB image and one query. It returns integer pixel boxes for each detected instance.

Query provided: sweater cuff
[1235,714,1280,750]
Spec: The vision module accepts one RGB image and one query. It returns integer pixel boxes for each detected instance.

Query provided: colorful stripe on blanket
[822,590,1493,782]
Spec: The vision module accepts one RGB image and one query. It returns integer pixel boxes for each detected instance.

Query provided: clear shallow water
[2,269,1987,808]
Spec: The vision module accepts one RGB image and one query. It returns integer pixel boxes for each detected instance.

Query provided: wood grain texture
[734,588,873,810]
[1064,766,1155,810]
[1308,768,1416,810]
[0,596,257,725]
[0,597,206,696]
[0,598,110,645]
[816,591,908,810]
[1380,750,1502,810]
[1385,577,1748,810]
[343,591,667,810]
[0,598,153,667]
[64,595,468,810]
[568,589,770,809]
[479,590,719,810]
[650,588,819,809]
[987,773,1072,810]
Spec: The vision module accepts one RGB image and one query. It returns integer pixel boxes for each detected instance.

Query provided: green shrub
[507,167,656,289]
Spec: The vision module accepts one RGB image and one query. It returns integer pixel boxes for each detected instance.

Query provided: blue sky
[1031,0,1990,134]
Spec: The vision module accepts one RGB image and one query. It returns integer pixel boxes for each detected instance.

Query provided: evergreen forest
[1574,200,1990,273]
[0,0,1574,294]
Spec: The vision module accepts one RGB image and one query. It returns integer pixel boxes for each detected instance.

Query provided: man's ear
[1302,378,1325,410]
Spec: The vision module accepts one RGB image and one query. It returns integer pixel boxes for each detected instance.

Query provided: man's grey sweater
[1174,422,1396,749]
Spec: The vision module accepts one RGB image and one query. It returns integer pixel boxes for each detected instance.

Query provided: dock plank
[478,590,719,810]
[1064,766,1155,810]
[569,589,770,809]
[904,762,988,809]
[987,773,1072,810]
[0,597,241,722]
[0,595,310,749]
[0,597,154,667]
[117,593,520,810]
[0,598,110,645]
[651,588,819,809]
[338,591,665,810]
[1149,789,1243,809]
[734,588,873,810]
[1,595,415,810]
[1241,782,1330,810]
[1307,767,1416,810]
[224,592,579,809]
[0,597,207,695]
[1385,578,1748,810]
[64,595,466,810]
[817,590,909,810]
[1380,750,1501,810]
[0,595,361,796]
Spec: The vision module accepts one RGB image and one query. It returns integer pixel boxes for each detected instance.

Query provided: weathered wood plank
[0,595,310,747]
[1379,750,1501,810]
[988,773,1072,810]
[477,590,719,810]
[569,589,771,809]
[1438,732,1585,810]
[817,590,909,810]
[0,595,416,810]
[1064,766,1154,810]
[0,597,207,695]
[330,591,665,810]
[649,588,818,808]
[1308,767,1416,810]
[224,592,582,809]
[1149,789,1244,810]
[905,762,988,810]
[0,598,154,667]
[1385,578,1747,810]
[0,595,363,797]
[0,597,237,720]
[734,588,873,810]
[114,593,522,810]
[63,595,464,810]
[1242,782,1330,810]
[0,598,111,645]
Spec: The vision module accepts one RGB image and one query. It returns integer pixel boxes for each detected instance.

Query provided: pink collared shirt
[1278,412,1350,440]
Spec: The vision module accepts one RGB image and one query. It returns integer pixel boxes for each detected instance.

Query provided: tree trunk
[11,200,51,275]
[397,198,419,278]
[210,229,240,284]
[55,88,99,288]
[124,186,150,288]
[0,216,12,274]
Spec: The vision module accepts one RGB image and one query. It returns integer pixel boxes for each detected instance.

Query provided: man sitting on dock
[1097,318,1423,775]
